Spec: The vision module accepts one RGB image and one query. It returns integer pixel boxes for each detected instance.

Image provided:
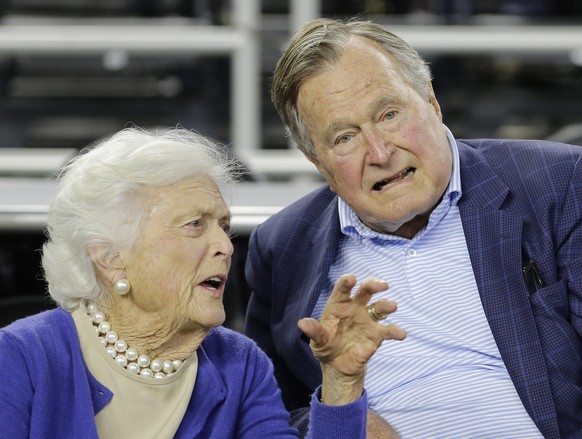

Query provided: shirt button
[408,248,417,257]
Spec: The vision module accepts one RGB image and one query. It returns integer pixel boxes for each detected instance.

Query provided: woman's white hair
[41,126,240,311]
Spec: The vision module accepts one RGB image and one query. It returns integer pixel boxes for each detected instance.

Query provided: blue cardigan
[0,308,367,438]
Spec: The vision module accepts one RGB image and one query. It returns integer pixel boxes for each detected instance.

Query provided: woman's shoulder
[200,327,278,396]
[203,326,260,353]
[201,327,271,367]
[0,308,74,351]
[0,308,81,384]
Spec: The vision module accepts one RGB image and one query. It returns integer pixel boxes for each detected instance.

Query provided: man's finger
[298,317,325,345]
[368,298,398,318]
[352,278,389,305]
[381,323,407,341]
[326,273,357,305]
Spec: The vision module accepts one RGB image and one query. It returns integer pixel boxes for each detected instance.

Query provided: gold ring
[367,302,385,322]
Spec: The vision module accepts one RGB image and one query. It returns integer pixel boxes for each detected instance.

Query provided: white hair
[41,126,240,311]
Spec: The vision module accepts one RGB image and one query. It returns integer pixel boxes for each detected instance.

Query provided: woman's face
[122,175,233,333]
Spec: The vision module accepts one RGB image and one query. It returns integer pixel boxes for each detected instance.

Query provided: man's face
[297,37,452,238]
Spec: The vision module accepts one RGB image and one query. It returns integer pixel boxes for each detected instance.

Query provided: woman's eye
[383,111,396,120]
[188,219,202,228]
[221,222,232,235]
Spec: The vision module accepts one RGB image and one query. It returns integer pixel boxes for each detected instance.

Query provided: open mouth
[372,167,415,191]
[200,275,226,290]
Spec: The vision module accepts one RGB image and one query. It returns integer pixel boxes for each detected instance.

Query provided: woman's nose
[213,227,234,258]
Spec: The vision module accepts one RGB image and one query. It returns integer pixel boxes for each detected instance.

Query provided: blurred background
[1,0,582,329]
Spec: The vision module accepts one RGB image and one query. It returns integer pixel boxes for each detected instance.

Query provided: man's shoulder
[458,138,582,177]
[281,183,335,211]
[261,184,336,227]
[457,138,582,205]
[458,138,582,158]
[247,184,338,253]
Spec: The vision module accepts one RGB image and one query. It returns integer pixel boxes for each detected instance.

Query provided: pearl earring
[113,279,131,295]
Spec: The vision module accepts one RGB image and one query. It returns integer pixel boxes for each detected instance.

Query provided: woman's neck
[97,300,208,362]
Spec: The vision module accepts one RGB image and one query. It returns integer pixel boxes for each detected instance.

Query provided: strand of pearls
[86,302,183,379]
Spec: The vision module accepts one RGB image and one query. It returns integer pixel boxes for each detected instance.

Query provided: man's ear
[304,152,337,194]
[88,244,125,281]
[305,151,327,176]
[428,83,442,121]
[305,152,320,169]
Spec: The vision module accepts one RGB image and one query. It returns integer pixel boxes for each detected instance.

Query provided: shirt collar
[338,124,462,239]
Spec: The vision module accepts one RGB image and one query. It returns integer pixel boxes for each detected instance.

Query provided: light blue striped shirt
[312,127,542,438]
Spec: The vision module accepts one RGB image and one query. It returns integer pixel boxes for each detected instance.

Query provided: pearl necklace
[86,302,183,379]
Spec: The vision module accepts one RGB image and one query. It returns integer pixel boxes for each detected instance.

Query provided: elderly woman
[0,127,405,438]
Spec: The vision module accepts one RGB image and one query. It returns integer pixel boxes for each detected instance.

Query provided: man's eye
[383,111,396,120]
[335,134,352,145]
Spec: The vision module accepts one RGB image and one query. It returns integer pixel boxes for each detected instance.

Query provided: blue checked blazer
[244,139,582,439]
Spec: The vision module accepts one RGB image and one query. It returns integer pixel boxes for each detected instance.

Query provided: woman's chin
[211,312,227,328]
[199,308,226,329]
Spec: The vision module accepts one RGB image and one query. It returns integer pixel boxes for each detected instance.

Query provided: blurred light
[102,50,129,71]
[158,76,182,97]
[568,49,582,66]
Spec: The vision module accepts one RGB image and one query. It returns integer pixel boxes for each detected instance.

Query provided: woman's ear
[88,244,125,282]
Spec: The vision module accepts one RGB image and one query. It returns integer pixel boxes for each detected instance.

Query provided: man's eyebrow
[373,93,404,110]
[323,121,351,145]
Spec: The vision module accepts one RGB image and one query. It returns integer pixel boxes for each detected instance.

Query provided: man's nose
[362,127,393,164]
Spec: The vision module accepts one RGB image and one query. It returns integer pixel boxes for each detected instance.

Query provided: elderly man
[244,17,582,439]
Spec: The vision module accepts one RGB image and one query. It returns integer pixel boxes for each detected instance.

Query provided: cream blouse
[72,307,199,439]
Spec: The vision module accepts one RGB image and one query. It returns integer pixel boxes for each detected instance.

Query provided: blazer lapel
[458,143,559,438]
[283,195,342,390]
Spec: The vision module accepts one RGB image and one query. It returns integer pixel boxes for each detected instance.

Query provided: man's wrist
[320,367,365,405]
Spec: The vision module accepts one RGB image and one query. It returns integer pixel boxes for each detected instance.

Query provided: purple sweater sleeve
[307,387,367,439]
[225,332,367,439]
